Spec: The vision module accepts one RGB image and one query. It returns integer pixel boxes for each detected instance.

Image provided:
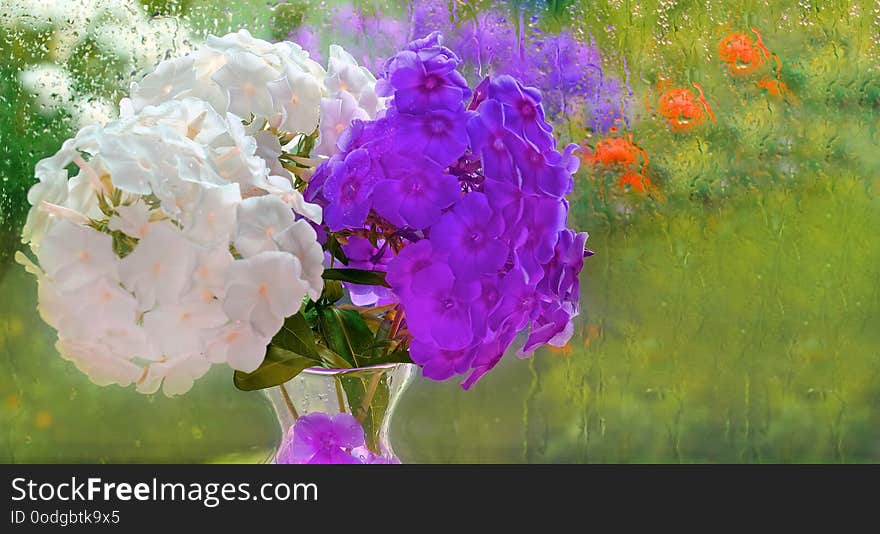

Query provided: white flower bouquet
[17,31,383,396]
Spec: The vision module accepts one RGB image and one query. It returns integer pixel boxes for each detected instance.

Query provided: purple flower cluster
[287,4,409,75]
[283,1,629,133]
[306,33,589,388]
[411,1,630,132]
[276,412,395,464]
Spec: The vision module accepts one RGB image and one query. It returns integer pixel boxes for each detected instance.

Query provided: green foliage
[233,347,316,391]
[322,268,391,288]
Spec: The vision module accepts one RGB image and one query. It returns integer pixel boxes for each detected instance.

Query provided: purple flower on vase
[520,300,577,356]
[372,157,460,230]
[304,33,591,388]
[461,326,517,390]
[508,136,576,198]
[379,33,470,113]
[509,195,566,282]
[489,268,540,332]
[488,75,555,152]
[322,148,379,231]
[466,99,518,182]
[276,412,365,464]
[386,239,436,292]
[409,339,477,381]
[431,192,508,280]
[341,236,396,306]
[394,107,471,167]
[398,261,484,351]
[537,229,589,304]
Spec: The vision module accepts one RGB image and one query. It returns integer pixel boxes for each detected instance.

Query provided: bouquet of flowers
[18,31,589,463]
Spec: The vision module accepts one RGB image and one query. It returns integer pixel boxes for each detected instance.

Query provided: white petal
[234,195,295,257]
[274,220,324,301]
[38,220,118,291]
[118,223,197,310]
[223,251,306,337]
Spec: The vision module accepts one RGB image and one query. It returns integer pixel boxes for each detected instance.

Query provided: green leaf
[233,346,315,391]
[322,268,391,288]
[320,279,344,304]
[325,234,350,266]
[381,344,413,364]
[270,312,319,360]
[315,344,354,369]
[317,306,375,367]
[339,373,390,455]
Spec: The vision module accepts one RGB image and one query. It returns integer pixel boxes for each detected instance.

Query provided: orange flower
[618,170,654,194]
[586,130,649,169]
[718,28,771,76]
[658,83,716,132]
[592,137,638,167]
[584,130,658,196]
[757,76,797,103]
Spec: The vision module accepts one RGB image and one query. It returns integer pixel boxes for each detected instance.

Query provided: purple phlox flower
[398,260,484,351]
[372,155,460,230]
[336,117,395,154]
[409,338,477,381]
[520,300,577,357]
[489,267,540,332]
[483,178,526,236]
[322,148,379,231]
[403,31,461,65]
[276,412,365,464]
[431,192,508,280]
[342,236,396,306]
[299,31,592,389]
[509,195,566,282]
[466,99,518,182]
[395,106,471,167]
[488,75,555,152]
[461,325,517,390]
[536,229,589,305]
[508,135,572,198]
[378,33,470,114]
[304,156,330,206]
[386,239,435,294]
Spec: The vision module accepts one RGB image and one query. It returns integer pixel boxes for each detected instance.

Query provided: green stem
[334,377,347,414]
[356,373,383,425]
[279,384,299,420]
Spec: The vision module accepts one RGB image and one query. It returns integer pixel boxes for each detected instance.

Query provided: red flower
[658,83,716,132]
[718,28,771,77]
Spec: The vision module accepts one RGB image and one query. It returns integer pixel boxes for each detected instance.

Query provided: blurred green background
[1,0,879,463]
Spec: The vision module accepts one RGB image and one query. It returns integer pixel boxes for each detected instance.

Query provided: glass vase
[264,363,417,464]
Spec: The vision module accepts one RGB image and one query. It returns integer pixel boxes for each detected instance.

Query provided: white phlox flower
[21,92,327,396]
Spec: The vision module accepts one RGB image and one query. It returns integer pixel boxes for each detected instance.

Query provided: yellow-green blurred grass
[396,175,880,462]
